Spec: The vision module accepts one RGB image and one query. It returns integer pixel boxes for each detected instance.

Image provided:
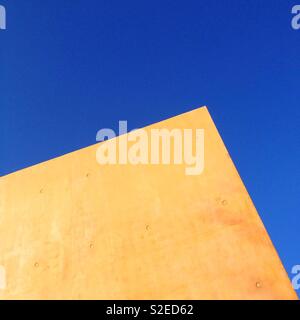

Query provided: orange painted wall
[0,107,297,299]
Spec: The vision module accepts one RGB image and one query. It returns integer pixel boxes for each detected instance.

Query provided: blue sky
[1,0,299,293]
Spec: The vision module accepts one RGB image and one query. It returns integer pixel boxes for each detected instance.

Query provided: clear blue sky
[1,0,299,293]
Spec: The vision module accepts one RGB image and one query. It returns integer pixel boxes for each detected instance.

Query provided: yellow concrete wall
[0,107,297,299]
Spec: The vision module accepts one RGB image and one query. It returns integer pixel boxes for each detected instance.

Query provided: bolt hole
[221,200,228,206]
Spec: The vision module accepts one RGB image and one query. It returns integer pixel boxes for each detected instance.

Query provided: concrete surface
[0,107,297,299]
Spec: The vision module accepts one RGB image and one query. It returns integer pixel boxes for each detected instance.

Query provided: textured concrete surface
[0,107,297,299]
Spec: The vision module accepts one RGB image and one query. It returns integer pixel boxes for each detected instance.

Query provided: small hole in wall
[221,200,228,206]
[34,262,39,268]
